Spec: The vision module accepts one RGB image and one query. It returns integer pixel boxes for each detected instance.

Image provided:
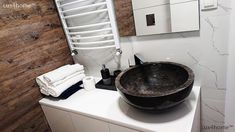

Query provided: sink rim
[115,61,194,97]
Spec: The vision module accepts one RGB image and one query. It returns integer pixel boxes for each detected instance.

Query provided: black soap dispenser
[101,64,111,85]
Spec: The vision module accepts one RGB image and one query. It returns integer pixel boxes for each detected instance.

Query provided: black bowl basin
[115,62,194,111]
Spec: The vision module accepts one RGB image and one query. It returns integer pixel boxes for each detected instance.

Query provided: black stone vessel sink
[115,62,194,111]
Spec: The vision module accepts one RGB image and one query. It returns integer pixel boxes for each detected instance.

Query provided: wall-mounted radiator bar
[55,0,121,56]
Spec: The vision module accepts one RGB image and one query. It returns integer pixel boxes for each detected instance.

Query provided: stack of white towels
[36,64,85,97]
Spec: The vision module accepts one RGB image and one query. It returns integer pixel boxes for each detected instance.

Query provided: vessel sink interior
[115,62,194,111]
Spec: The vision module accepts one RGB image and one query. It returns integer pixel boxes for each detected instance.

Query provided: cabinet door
[170,1,200,32]
[70,113,109,132]
[109,124,140,132]
[41,106,75,132]
[132,0,169,10]
[133,4,171,36]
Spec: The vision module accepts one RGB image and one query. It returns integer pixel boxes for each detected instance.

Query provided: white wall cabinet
[170,1,200,32]
[133,4,171,36]
[132,0,169,10]
[41,105,140,132]
[132,0,200,36]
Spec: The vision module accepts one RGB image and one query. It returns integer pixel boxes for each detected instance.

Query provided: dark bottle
[101,64,111,85]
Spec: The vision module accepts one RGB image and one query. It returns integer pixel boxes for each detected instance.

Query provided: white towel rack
[55,0,121,56]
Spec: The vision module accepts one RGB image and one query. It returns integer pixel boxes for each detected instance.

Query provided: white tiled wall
[225,0,235,131]
[73,0,232,131]
[128,0,232,131]
[73,37,134,77]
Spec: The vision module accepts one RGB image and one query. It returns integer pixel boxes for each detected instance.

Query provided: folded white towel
[36,75,47,87]
[49,70,85,87]
[40,87,50,96]
[48,73,85,97]
[43,64,84,84]
[36,71,85,97]
[36,70,85,87]
[36,76,50,95]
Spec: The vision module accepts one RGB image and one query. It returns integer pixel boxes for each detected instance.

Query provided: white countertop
[39,85,201,132]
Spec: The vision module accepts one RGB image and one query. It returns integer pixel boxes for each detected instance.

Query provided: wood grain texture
[0,0,73,131]
[114,0,136,37]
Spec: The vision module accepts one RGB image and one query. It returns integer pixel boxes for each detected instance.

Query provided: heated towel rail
[55,0,121,56]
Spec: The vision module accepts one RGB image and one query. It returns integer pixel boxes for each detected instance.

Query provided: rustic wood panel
[0,0,73,131]
[114,0,136,37]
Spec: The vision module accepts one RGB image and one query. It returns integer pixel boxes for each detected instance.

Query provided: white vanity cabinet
[40,86,200,132]
[41,105,140,132]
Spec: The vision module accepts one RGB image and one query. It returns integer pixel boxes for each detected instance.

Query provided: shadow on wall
[134,31,200,41]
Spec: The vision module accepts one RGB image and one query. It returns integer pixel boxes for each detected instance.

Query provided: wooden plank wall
[114,0,136,37]
[0,0,73,131]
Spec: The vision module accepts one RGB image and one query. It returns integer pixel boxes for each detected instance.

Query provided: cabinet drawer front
[70,113,109,132]
[42,106,75,132]
[109,124,140,132]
